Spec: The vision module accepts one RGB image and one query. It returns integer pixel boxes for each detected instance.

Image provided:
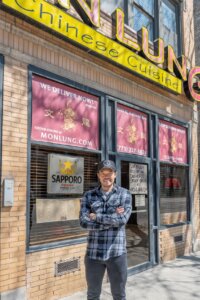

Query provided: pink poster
[117,104,148,156]
[31,75,99,150]
[159,120,187,163]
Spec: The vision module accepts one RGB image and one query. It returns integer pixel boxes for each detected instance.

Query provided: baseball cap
[97,160,116,172]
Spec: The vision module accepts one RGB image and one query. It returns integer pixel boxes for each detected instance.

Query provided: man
[80,159,132,300]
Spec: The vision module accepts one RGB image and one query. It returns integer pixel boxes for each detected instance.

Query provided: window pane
[31,75,99,150]
[160,0,178,52]
[117,104,148,156]
[101,0,123,15]
[134,0,154,16]
[121,161,149,267]
[129,6,153,41]
[30,145,101,246]
[160,164,188,225]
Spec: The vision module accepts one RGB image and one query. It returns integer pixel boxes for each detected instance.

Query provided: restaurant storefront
[0,1,199,299]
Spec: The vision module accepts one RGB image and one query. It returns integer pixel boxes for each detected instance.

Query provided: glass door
[120,159,154,270]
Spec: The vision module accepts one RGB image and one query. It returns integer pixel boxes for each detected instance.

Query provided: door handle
[151,225,158,230]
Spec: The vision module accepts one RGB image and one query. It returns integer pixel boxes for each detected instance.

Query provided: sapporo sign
[47,154,84,194]
[1,0,200,101]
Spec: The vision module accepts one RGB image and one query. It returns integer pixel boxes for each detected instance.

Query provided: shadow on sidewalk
[63,253,200,300]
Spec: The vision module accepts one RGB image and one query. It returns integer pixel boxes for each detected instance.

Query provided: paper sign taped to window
[135,195,146,207]
[129,163,148,194]
[36,198,80,223]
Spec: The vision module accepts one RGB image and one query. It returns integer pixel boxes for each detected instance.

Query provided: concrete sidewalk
[62,251,200,300]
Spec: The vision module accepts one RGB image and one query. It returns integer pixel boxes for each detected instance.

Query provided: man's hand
[89,207,124,220]
[116,206,124,214]
[89,213,96,221]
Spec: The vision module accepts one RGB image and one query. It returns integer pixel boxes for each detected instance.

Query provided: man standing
[80,160,132,300]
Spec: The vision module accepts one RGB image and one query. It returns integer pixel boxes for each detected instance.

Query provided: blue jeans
[85,254,127,300]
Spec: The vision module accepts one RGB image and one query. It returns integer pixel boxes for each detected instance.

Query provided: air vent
[55,257,80,276]
[174,235,183,243]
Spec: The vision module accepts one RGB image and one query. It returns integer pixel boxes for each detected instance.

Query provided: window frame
[26,67,191,252]
[159,163,190,226]
[100,0,182,55]
[29,144,102,248]
[158,0,182,55]
[157,116,191,229]
[126,0,155,42]
[27,65,106,252]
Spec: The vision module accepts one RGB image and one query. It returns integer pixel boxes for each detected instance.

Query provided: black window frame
[159,163,190,225]
[26,67,191,252]
[158,117,191,228]
[125,0,155,42]
[158,0,181,55]
[100,0,182,55]
[27,65,106,252]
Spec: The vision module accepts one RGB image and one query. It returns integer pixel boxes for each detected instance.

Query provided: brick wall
[159,225,192,262]
[194,0,200,64]
[193,0,200,247]
[26,245,87,300]
[191,120,200,247]
[0,58,27,293]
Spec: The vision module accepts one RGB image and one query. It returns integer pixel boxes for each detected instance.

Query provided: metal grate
[55,257,80,276]
[174,235,183,243]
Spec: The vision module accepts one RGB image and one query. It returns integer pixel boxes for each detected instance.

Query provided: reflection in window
[101,0,180,53]
[130,7,153,41]
[160,164,188,225]
[134,0,154,16]
[128,0,154,41]
[101,0,123,15]
[160,0,178,53]
[30,145,100,246]
[121,161,149,267]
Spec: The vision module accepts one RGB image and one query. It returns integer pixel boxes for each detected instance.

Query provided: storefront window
[159,120,189,225]
[29,74,101,246]
[30,145,100,246]
[160,164,188,225]
[117,104,148,156]
[31,75,99,151]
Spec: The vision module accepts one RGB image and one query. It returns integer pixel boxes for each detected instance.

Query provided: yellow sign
[1,0,182,94]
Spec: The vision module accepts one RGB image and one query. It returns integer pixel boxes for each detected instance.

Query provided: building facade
[0,1,200,299]
[194,0,200,198]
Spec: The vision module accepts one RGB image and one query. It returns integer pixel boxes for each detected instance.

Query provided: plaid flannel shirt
[80,185,132,260]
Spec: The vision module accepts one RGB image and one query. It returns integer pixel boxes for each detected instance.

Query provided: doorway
[119,158,156,271]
